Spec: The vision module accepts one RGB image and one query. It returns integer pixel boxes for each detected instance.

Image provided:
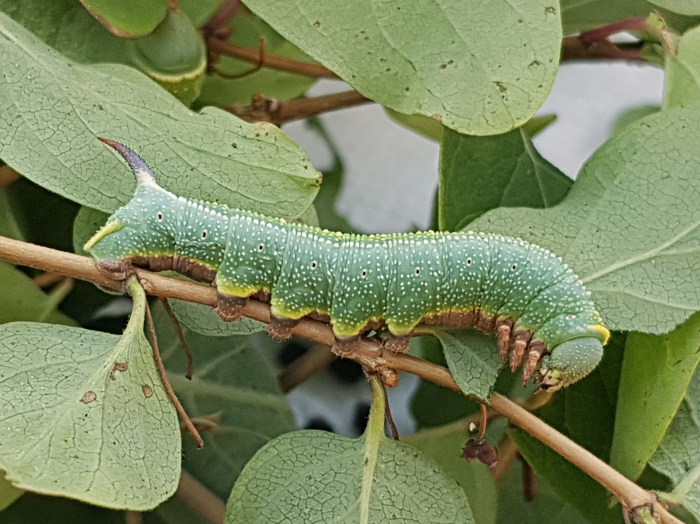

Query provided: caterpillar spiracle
[85,139,610,391]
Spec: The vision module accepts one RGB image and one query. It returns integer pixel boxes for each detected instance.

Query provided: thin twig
[212,36,268,79]
[382,381,400,440]
[521,456,539,501]
[562,17,650,62]
[158,296,195,380]
[202,0,240,38]
[144,299,204,448]
[32,271,65,288]
[176,471,226,524]
[125,511,143,524]
[479,403,488,439]
[207,37,336,78]
[226,90,370,125]
[0,166,20,190]
[0,236,685,524]
[278,344,336,392]
[491,434,519,482]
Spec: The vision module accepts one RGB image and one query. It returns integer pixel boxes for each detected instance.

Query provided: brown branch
[176,471,226,524]
[278,344,336,392]
[226,90,370,125]
[125,511,143,524]
[491,434,519,482]
[0,235,684,524]
[0,166,20,190]
[207,37,336,78]
[562,17,650,62]
[159,296,195,380]
[144,299,204,448]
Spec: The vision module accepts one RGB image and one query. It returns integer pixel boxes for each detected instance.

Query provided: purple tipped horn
[98,137,157,185]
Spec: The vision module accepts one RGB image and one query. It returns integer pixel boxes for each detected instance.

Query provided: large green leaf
[439,127,572,231]
[0,280,180,510]
[648,0,700,15]
[0,261,76,326]
[496,461,591,524]
[470,102,700,334]
[0,471,22,511]
[425,327,504,401]
[0,492,123,523]
[167,299,265,337]
[511,428,623,524]
[225,378,475,523]
[0,0,130,63]
[153,304,295,500]
[405,422,497,524]
[665,25,700,109]
[649,362,700,520]
[244,0,561,136]
[0,11,321,218]
[560,0,652,34]
[611,312,700,481]
[78,0,168,37]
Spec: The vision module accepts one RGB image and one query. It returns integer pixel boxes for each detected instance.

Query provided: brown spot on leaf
[142,385,153,398]
[109,362,128,380]
[81,391,97,404]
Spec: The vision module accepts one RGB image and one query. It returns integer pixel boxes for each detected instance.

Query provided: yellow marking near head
[83,220,124,252]
[593,324,611,345]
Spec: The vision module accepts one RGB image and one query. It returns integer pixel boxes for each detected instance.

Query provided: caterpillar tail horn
[98,137,158,186]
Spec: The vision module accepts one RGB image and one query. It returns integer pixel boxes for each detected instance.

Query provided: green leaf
[0,261,76,326]
[0,188,25,241]
[560,0,652,34]
[611,311,700,481]
[0,280,180,510]
[0,0,131,63]
[197,10,316,107]
[153,303,295,499]
[179,0,224,27]
[0,492,123,523]
[496,460,591,524]
[429,327,504,401]
[649,0,700,15]
[385,108,444,142]
[0,11,321,218]
[470,102,700,334]
[244,0,561,136]
[0,470,22,511]
[78,0,168,37]
[411,337,481,428]
[313,157,357,235]
[168,299,265,337]
[225,378,475,523]
[510,428,624,524]
[439,127,572,231]
[649,363,700,520]
[405,421,497,524]
[665,25,700,109]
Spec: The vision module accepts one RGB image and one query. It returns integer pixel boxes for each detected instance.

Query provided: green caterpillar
[85,139,609,390]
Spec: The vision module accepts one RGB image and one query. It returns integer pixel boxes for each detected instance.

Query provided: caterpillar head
[84,139,178,277]
[537,337,605,390]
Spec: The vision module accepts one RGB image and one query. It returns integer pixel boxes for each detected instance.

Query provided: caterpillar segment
[86,139,610,391]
